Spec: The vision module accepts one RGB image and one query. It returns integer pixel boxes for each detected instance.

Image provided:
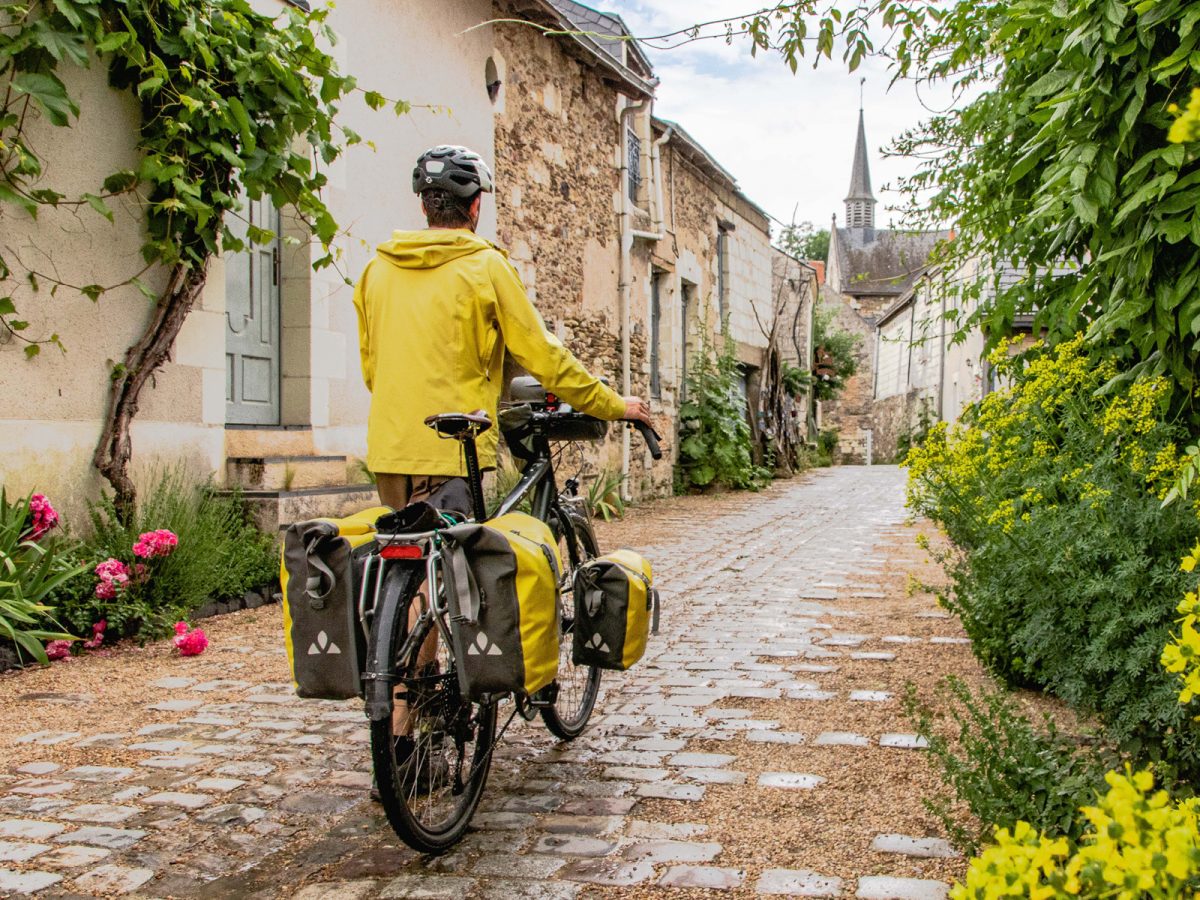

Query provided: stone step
[235,484,382,533]
[226,455,350,492]
[224,425,315,458]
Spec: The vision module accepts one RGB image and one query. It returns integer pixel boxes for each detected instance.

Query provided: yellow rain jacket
[353,230,626,475]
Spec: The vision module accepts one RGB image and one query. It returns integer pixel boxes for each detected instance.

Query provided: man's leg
[373,473,444,736]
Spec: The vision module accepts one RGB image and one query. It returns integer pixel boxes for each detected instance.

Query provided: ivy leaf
[102,170,138,193]
[95,30,132,53]
[80,284,104,302]
[363,90,386,110]
[130,278,158,302]
[0,297,16,316]
[83,193,114,223]
[10,72,77,126]
[24,345,41,359]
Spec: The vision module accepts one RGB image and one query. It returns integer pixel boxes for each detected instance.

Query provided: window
[716,227,730,326]
[627,128,642,204]
[650,274,662,399]
[680,282,697,401]
[485,58,501,104]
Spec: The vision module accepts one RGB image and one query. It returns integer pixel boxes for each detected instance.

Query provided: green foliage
[894,399,937,463]
[905,677,1112,854]
[812,308,859,401]
[0,0,392,347]
[907,337,1200,775]
[0,492,80,664]
[678,329,771,492]
[780,363,813,397]
[864,0,1200,399]
[584,469,626,522]
[775,221,830,263]
[51,467,277,639]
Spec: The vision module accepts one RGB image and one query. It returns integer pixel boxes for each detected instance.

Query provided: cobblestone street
[0,467,974,898]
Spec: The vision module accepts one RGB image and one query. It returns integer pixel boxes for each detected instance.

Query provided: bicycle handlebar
[629,419,663,460]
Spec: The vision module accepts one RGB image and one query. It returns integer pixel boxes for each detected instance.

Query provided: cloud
[600,1,959,234]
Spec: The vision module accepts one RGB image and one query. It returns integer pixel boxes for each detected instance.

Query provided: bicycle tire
[369,563,497,854]
[540,510,603,740]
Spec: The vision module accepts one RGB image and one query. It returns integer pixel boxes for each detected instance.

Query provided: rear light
[380,544,424,560]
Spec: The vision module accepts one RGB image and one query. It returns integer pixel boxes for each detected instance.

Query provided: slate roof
[835,226,950,298]
[546,0,654,79]
[845,109,875,203]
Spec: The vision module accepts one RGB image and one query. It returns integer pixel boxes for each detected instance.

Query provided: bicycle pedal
[527,683,559,708]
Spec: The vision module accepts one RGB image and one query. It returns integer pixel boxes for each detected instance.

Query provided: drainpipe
[649,124,673,237]
[618,96,649,500]
[937,270,947,421]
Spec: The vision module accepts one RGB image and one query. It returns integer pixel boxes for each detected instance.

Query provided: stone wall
[816,286,877,464]
[493,9,669,496]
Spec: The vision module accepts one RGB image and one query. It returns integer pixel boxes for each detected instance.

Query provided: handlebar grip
[633,421,663,460]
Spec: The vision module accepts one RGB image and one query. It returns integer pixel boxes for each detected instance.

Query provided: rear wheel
[541,510,602,740]
[369,565,497,853]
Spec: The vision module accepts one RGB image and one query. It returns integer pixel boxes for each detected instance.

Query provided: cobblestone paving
[0,467,960,898]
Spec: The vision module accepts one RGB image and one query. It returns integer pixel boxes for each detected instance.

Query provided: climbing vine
[0,0,408,519]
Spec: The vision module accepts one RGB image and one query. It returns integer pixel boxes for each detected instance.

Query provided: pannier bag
[440,512,562,701]
[281,506,390,700]
[572,549,659,671]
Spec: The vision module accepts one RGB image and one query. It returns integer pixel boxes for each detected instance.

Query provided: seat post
[462,436,487,521]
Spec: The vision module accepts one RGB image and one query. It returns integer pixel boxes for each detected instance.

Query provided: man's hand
[623,395,652,425]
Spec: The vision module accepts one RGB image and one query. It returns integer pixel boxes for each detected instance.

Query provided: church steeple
[844,107,876,230]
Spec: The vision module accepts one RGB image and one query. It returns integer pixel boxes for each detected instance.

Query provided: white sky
[597,0,959,234]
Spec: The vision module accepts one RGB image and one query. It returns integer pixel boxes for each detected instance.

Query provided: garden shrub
[905,677,1112,853]
[677,330,771,492]
[0,491,79,663]
[951,768,1200,900]
[906,336,1200,776]
[51,466,277,639]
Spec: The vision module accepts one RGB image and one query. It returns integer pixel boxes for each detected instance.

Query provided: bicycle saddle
[425,410,493,439]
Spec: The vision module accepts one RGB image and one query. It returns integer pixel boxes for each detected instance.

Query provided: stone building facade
[492,6,800,498]
[2,0,800,521]
[819,109,949,463]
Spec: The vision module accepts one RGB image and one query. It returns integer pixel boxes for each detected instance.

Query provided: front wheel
[541,510,602,740]
[369,564,497,854]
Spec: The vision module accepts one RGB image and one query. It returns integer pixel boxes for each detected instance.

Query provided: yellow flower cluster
[905,334,1178,546]
[952,768,1200,900]
[1162,545,1200,703]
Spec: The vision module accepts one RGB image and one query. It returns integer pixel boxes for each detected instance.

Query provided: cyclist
[353,144,650,795]
[352,143,651,513]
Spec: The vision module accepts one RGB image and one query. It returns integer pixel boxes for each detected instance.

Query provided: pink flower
[172,622,208,656]
[27,493,59,541]
[45,640,71,661]
[133,529,178,559]
[94,558,130,600]
[82,620,106,650]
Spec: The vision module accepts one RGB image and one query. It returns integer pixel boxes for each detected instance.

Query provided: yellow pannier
[280,506,390,699]
[440,512,563,700]
[572,549,659,671]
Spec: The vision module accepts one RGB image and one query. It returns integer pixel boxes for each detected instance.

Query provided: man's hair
[422,189,477,228]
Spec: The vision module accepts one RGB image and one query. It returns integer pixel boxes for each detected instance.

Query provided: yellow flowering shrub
[1162,546,1200,704]
[905,334,1200,773]
[953,768,1200,900]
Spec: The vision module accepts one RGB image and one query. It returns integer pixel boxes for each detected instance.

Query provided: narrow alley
[0,467,971,899]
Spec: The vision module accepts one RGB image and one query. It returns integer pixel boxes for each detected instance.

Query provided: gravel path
[0,466,976,898]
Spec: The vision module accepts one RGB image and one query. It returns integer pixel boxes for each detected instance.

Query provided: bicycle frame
[361,419,587,723]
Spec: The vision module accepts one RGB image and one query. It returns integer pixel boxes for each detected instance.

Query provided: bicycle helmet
[412,145,495,198]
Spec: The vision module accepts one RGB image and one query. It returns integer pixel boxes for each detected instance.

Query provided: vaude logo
[585,633,611,653]
[307,630,342,656]
[468,632,503,656]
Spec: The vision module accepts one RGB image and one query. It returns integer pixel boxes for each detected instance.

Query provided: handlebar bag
[280,506,390,700]
[440,512,562,701]
[572,550,660,671]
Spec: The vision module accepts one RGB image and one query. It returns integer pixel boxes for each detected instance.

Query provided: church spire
[844,105,876,230]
